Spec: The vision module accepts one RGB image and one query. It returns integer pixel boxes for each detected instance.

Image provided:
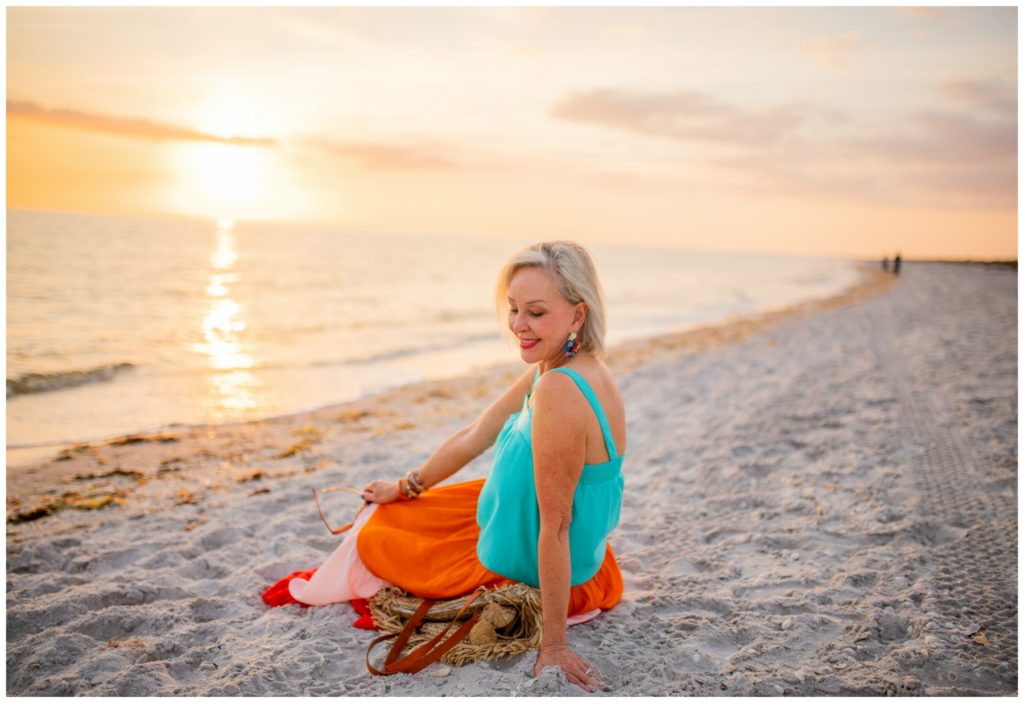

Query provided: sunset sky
[6,5,1018,259]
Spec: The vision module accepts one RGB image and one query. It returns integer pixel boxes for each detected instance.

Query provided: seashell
[481,603,516,628]
[469,619,497,645]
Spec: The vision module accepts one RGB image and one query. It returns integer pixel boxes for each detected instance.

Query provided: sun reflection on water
[210,370,261,411]
[206,272,235,298]
[210,226,239,270]
[202,298,251,370]
[195,220,263,416]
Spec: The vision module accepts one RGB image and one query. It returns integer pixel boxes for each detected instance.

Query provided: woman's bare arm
[530,371,607,693]
[362,365,537,502]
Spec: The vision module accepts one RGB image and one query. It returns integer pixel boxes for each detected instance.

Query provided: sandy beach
[6,261,1016,696]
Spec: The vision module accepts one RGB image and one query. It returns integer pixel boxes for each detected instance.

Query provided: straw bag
[365,582,542,674]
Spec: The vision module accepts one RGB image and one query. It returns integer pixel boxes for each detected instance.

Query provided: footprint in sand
[739,463,774,478]
[176,557,230,580]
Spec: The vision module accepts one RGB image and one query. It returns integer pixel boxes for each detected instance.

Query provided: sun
[162,92,313,222]
[167,140,283,221]
[197,143,267,215]
[160,91,281,220]
[196,92,279,142]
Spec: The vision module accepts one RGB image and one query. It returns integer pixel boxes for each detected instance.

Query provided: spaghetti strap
[546,367,619,460]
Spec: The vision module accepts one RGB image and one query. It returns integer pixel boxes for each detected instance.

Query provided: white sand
[6,262,1017,696]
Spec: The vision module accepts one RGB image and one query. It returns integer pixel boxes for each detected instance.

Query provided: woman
[266,241,625,693]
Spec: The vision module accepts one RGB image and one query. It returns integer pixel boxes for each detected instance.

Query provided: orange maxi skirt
[356,478,623,617]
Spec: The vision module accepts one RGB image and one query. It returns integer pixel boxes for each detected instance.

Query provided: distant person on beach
[882,256,890,272]
[264,241,625,692]
[893,253,902,275]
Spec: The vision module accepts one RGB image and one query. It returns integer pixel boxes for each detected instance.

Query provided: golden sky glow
[7,6,1018,259]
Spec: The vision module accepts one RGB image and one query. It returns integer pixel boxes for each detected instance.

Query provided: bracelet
[406,469,426,494]
[397,470,426,500]
[397,478,414,500]
[397,477,421,500]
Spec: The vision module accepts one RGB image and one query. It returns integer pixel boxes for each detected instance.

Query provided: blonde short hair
[495,241,607,357]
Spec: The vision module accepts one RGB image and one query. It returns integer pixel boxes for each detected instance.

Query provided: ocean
[7,208,861,464]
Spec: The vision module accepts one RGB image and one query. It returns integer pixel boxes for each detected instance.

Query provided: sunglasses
[311,485,369,535]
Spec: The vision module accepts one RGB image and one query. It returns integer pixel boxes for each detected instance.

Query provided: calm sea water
[7,208,860,462]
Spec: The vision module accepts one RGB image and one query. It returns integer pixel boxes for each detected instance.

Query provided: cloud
[714,108,1016,209]
[798,31,862,69]
[895,7,949,20]
[842,110,1016,164]
[309,137,462,170]
[7,100,277,146]
[8,99,463,172]
[909,162,1017,206]
[549,84,1014,207]
[941,79,1016,116]
[550,89,808,145]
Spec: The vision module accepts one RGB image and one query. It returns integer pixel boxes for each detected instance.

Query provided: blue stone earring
[563,331,580,359]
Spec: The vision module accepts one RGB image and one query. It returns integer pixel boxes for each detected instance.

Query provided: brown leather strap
[365,633,400,677]
[366,599,432,676]
[366,588,488,676]
[385,599,433,667]
[387,612,481,674]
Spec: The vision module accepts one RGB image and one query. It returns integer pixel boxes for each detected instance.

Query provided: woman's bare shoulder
[573,359,623,402]
[534,358,622,409]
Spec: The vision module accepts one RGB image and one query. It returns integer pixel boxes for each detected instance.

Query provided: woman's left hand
[534,643,607,693]
[361,479,400,504]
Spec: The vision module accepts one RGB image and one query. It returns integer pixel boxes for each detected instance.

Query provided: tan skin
[362,266,626,692]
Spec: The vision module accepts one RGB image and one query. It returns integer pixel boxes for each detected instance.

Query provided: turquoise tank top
[476,366,624,588]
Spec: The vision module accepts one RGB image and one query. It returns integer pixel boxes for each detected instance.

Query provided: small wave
[431,310,489,324]
[234,333,500,372]
[307,333,499,368]
[7,363,135,398]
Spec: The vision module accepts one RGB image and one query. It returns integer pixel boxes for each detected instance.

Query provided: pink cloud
[307,137,462,171]
[550,89,808,145]
[941,79,1016,116]
[7,100,276,146]
[895,7,949,20]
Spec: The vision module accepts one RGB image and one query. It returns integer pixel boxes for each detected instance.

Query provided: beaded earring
[563,331,581,359]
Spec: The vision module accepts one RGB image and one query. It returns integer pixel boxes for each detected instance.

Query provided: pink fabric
[288,503,392,605]
[566,608,601,626]
[289,501,602,627]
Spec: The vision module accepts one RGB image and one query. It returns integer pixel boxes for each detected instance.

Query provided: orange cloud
[550,89,807,145]
[6,100,277,147]
[798,31,862,69]
[895,7,949,20]
[307,137,462,170]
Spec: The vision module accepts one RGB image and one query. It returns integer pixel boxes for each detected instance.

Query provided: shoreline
[9,214,868,467]
[5,262,893,526]
[6,264,872,472]
[5,259,885,471]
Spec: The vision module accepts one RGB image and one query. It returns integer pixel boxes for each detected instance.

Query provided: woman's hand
[534,643,608,693]
[361,479,400,504]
